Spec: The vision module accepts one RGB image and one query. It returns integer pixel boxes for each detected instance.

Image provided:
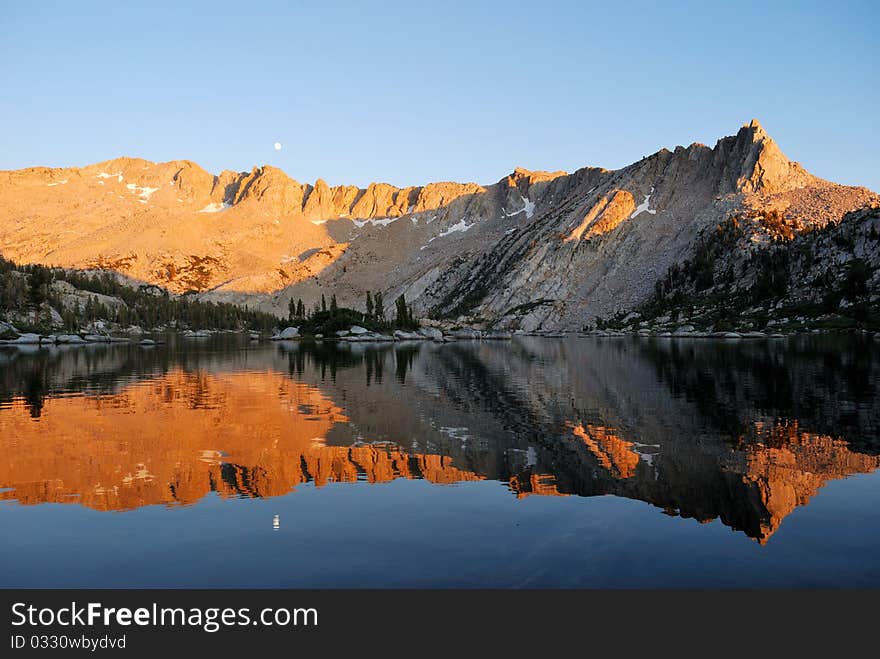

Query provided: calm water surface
[1,335,879,587]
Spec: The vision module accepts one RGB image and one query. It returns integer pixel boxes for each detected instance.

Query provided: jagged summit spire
[741,117,770,142]
[710,118,820,194]
[737,119,768,148]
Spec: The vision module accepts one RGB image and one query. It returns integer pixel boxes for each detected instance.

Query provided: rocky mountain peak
[696,119,827,194]
[726,118,820,194]
[500,167,568,199]
[232,164,303,211]
[744,117,767,136]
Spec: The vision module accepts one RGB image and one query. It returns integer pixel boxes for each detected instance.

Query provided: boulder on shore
[393,330,423,340]
[0,321,19,336]
[349,326,369,335]
[182,329,211,338]
[345,332,395,342]
[418,327,443,340]
[56,334,86,344]
[270,327,300,340]
[13,333,41,344]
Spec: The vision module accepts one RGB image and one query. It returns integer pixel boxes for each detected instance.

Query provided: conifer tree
[374,291,384,320]
[27,267,52,316]
[395,294,409,327]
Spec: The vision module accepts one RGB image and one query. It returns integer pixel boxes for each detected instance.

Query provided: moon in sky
[274,142,282,151]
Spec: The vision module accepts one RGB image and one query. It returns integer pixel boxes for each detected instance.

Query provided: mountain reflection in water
[1,335,878,547]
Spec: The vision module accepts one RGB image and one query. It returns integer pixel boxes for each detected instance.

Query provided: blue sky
[1,0,877,190]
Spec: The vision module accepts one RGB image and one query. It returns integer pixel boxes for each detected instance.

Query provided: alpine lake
[1,333,879,587]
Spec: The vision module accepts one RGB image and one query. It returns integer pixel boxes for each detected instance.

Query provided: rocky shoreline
[3,320,878,350]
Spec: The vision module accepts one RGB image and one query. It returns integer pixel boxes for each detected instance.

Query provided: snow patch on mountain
[197,202,231,213]
[503,195,535,219]
[439,218,473,237]
[126,183,160,200]
[352,217,399,228]
[631,187,657,218]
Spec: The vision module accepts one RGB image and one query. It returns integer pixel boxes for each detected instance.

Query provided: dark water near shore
[1,335,879,588]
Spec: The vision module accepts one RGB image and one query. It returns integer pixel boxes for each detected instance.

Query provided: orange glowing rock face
[565,190,636,242]
[0,370,481,512]
[509,474,564,499]
[0,158,498,298]
[2,370,879,545]
[735,421,880,543]
[569,423,641,479]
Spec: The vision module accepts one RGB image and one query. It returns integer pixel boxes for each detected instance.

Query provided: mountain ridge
[1,119,876,330]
